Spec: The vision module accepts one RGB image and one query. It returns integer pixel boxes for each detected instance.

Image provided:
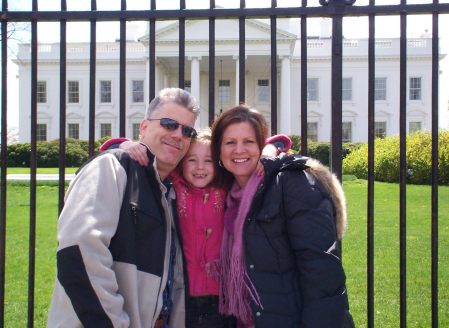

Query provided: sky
[3,0,449,130]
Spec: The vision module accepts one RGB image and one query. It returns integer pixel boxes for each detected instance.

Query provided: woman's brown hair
[210,104,268,189]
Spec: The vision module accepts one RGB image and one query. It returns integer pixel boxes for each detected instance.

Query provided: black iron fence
[1,0,449,327]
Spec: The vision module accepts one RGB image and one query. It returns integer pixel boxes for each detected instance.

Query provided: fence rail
[1,0,448,327]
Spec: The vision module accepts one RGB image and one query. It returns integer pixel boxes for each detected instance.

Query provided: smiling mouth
[232,158,248,163]
[193,174,207,178]
[164,141,182,150]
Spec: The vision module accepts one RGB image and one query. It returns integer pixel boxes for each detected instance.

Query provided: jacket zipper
[131,205,138,225]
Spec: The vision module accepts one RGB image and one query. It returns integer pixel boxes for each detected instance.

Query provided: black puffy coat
[243,156,354,328]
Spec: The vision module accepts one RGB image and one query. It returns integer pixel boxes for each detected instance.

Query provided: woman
[211,104,354,328]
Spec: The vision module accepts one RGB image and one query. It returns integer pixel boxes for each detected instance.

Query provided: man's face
[140,102,196,178]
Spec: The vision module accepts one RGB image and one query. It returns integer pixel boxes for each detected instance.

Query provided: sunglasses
[147,117,197,138]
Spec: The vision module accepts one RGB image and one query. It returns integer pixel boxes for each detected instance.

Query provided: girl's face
[181,141,215,188]
[220,121,261,187]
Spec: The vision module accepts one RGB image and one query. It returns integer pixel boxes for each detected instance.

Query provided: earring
[218,160,223,167]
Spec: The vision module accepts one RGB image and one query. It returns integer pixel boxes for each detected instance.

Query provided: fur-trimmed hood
[303,158,347,239]
[262,155,348,239]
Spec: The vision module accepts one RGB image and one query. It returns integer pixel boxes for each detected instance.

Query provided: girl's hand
[261,143,279,157]
[120,141,149,166]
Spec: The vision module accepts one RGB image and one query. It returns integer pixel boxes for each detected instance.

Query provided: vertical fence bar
[330,4,343,182]
[367,2,375,327]
[270,0,278,135]
[399,7,407,328]
[119,0,127,137]
[59,0,67,214]
[179,0,186,89]
[89,0,97,156]
[300,0,308,155]
[28,1,39,326]
[239,0,246,103]
[208,0,216,125]
[431,9,439,328]
[0,1,8,325]
[149,0,156,101]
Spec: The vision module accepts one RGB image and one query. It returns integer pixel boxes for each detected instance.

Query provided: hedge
[5,138,104,167]
[343,131,449,185]
[287,135,363,166]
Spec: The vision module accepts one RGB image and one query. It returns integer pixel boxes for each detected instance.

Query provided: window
[342,78,352,101]
[307,78,318,101]
[37,81,47,103]
[100,123,112,138]
[257,79,270,102]
[68,80,80,103]
[132,80,144,103]
[409,121,422,134]
[100,80,112,103]
[218,80,231,104]
[68,123,79,139]
[375,77,387,101]
[375,121,387,138]
[342,122,352,142]
[36,124,47,141]
[307,122,318,142]
[184,80,191,94]
[132,123,140,141]
[409,77,422,100]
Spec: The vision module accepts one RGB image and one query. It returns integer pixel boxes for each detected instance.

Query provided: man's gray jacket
[47,149,184,327]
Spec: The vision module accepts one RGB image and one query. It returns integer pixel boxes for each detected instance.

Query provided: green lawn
[4,184,60,327]
[2,179,448,327]
[6,167,78,174]
[343,179,449,327]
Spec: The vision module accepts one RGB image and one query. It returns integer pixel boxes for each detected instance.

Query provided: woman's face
[220,121,261,187]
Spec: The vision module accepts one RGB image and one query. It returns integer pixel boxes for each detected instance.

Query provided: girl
[170,129,228,327]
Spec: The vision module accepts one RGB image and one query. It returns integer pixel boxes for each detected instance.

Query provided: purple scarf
[219,172,264,326]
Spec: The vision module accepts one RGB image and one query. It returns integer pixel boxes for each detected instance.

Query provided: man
[47,88,199,328]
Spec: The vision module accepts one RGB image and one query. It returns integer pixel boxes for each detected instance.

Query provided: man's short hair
[145,88,200,119]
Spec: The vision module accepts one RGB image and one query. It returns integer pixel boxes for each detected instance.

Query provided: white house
[13,18,444,143]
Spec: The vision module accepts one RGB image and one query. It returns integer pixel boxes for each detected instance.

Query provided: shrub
[65,139,91,167]
[7,138,104,167]
[342,142,369,180]
[36,140,61,167]
[308,142,330,166]
[6,143,31,167]
[288,134,301,152]
[343,131,449,185]
[439,132,449,184]
[285,137,362,166]
[343,142,364,158]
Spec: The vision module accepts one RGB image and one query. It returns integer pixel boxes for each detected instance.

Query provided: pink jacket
[171,170,226,296]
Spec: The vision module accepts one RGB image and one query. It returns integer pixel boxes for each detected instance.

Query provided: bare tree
[0,22,31,58]
[1,22,30,41]
[6,127,19,145]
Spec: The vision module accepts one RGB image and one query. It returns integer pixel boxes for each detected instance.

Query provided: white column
[155,61,161,95]
[233,55,248,104]
[280,55,291,134]
[163,74,169,90]
[232,56,240,105]
[189,56,201,127]
[189,56,201,102]
[146,59,161,101]
[234,56,239,105]
[145,57,150,103]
